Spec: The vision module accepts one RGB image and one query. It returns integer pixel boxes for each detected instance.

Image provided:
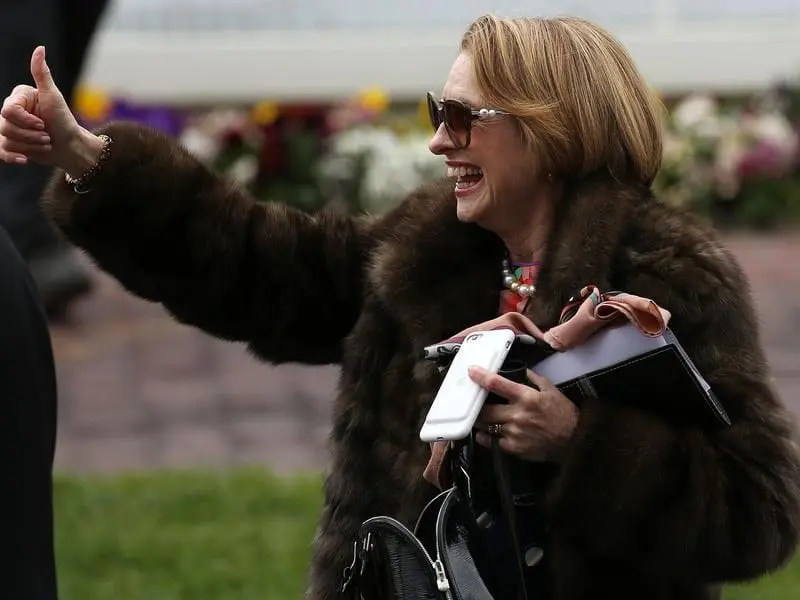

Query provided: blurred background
[3,1,800,598]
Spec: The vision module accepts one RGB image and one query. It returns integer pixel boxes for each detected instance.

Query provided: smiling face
[428,52,546,235]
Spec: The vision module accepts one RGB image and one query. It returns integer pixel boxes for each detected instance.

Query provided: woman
[2,13,800,600]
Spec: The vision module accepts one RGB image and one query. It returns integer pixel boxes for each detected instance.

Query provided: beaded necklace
[499,259,542,314]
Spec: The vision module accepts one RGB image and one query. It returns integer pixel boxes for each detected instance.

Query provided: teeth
[447,166,483,179]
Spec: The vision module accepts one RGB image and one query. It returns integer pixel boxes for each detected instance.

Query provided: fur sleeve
[545,238,800,583]
[43,122,374,364]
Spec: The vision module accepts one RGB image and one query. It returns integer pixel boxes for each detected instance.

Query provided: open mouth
[447,165,484,195]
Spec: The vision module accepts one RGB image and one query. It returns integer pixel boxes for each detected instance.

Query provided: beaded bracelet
[64,134,113,194]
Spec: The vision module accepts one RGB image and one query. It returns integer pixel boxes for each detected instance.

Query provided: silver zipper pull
[433,559,450,592]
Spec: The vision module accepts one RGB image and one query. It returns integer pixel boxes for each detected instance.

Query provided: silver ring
[487,423,503,437]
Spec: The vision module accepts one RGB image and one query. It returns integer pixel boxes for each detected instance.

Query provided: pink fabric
[421,439,453,490]
[545,286,671,350]
[441,312,547,344]
[422,287,672,489]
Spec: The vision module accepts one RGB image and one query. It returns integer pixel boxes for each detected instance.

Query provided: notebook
[528,322,731,430]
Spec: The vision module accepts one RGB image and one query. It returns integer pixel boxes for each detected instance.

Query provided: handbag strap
[451,436,531,600]
[490,438,530,600]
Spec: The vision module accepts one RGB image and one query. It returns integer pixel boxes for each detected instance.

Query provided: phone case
[419,329,516,442]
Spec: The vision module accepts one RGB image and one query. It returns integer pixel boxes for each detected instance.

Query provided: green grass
[725,559,800,600]
[55,469,322,600]
[54,469,798,599]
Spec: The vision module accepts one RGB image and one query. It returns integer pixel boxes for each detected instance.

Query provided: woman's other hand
[471,366,579,462]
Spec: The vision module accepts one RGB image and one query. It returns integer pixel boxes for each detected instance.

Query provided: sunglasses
[426,92,511,149]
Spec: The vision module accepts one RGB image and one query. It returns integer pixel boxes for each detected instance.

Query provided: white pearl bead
[502,257,536,297]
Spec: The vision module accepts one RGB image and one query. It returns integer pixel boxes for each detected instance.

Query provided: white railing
[79,0,800,103]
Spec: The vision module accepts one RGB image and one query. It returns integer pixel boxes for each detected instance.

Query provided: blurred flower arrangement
[73,77,800,227]
[316,94,444,214]
[654,81,800,227]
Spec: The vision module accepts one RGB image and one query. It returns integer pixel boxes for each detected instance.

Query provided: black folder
[527,323,731,431]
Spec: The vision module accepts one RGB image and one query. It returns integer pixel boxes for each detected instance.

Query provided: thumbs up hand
[0,46,100,174]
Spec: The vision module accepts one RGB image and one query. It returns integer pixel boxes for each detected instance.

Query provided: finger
[476,403,514,426]
[475,431,492,448]
[475,431,518,455]
[0,142,48,164]
[5,84,38,109]
[474,420,522,448]
[2,104,45,130]
[0,147,31,164]
[1,94,44,130]
[0,119,51,145]
[468,365,529,402]
[527,369,556,390]
[31,46,59,93]
[0,139,52,157]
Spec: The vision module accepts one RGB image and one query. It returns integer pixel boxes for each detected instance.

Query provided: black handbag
[337,356,552,600]
[336,438,531,600]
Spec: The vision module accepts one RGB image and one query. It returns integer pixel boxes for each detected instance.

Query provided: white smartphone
[419,328,516,442]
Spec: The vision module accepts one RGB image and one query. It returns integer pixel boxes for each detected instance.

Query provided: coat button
[476,512,494,529]
[525,546,545,567]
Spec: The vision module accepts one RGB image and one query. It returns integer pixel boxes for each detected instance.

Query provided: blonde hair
[460,14,665,185]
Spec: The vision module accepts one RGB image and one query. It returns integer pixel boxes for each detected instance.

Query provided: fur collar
[368,174,654,350]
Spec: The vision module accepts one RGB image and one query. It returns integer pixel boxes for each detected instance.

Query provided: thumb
[30,46,58,92]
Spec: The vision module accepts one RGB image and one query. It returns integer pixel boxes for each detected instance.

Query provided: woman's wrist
[63,128,105,179]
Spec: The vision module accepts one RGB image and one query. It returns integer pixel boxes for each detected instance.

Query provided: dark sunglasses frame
[426,91,511,149]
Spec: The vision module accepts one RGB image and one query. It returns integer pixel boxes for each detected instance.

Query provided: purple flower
[108,101,186,137]
[737,140,796,180]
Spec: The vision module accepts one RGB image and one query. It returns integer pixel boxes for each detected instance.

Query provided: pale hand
[0,46,102,175]
[469,366,579,463]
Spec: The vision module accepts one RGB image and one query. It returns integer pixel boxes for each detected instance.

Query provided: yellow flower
[357,87,390,113]
[251,101,279,125]
[73,85,112,122]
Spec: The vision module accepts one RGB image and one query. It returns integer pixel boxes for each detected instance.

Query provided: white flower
[321,125,445,213]
[200,108,251,137]
[714,130,749,198]
[329,126,398,157]
[744,112,799,154]
[179,127,221,164]
[662,131,693,166]
[226,155,259,187]
[671,94,720,137]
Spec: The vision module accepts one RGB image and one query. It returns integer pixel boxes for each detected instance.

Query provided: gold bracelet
[65,134,113,195]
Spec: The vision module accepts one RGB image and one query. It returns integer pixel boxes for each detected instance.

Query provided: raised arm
[0,47,375,365]
[45,121,373,364]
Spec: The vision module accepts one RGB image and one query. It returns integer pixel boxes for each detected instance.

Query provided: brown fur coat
[45,123,800,600]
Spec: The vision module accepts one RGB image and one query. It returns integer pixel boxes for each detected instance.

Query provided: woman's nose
[428,123,453,155]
